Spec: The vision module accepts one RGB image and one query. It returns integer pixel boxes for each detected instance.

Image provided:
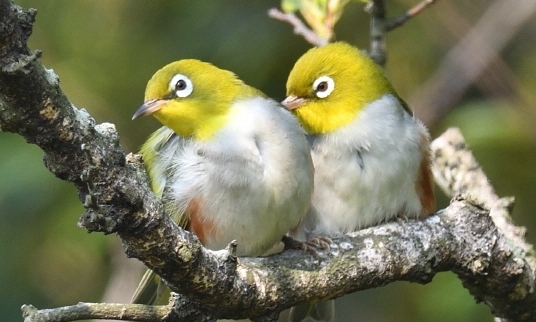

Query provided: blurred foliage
[1,0,535,321]
[280,0,355,42]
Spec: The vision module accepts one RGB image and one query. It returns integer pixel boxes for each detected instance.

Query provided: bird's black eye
[313,76,335,98]
[175,79,187,91]
[169,74,193,98]
[316,81,328,92]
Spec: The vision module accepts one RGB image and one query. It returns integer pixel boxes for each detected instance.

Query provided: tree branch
[431,128,533,256]
[21,293,214,322]
[367,0,388,66]
[431,129,536,320]
[22,302,172,322]
[367,0,439,66]
[267,8,326,46]
[21,194,536,321]
[2,1,535,321]
[386,0,438,31]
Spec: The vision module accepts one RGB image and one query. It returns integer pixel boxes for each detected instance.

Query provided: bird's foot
[282,235,332,260]
[305,236,333,250]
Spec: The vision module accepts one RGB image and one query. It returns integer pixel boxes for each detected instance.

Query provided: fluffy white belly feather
[149,97,313,256]
[297,94,428,237]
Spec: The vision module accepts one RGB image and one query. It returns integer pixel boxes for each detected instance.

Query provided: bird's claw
[305,236,333,250]
[282,235,333,261]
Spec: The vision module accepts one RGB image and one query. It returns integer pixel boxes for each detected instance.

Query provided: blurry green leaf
[314,0,327,9]
[282,0,301,13]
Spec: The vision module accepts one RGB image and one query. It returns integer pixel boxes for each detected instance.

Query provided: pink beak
[281,96,306,110]
[132,99,167,120]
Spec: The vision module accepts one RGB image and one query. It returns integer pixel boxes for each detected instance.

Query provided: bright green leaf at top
[282,0,301,12]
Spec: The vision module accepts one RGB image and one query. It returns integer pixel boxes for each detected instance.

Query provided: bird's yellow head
[283,42,396,134]
[133,59,262,140]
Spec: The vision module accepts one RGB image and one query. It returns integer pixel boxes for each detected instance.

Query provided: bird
[130,59,314,304]
[282,42,435,321]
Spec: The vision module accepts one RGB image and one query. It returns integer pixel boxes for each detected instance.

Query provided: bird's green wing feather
[131,269,158,304]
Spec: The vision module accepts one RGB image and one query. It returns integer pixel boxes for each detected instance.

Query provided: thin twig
[268,8,326,46]
[21,303,171,322]
[368,0,388,66]
[387,0,438,31]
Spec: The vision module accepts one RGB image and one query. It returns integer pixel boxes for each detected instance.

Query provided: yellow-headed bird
[283,42,435,322]
[284,42,435,239]
[131,59,314,304]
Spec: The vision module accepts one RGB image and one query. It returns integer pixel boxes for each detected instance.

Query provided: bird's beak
[132,99,167,120]
[281,96,306,111]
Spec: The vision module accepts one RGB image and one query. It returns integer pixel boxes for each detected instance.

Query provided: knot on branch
[0,3,35,58]
[11,6,36,42]
[78,210,118,234]
[1,49,40,74]
[21,304,39,322]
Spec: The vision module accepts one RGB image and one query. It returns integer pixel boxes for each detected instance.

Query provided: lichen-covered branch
[2,1,535,321]
[431,128,533,256]
[21,196,536,322]
[431,129,536,320]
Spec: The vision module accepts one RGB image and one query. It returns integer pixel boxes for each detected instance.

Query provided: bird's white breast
[298,94,428,238]
[153,97,313,256]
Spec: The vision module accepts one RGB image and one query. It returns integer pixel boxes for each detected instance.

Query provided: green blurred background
[1,1,535,321]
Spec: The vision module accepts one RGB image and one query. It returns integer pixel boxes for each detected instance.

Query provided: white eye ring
[169,74,193,98]
[313,76,335,98]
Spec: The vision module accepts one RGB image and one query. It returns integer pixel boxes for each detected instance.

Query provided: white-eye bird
[283,42,435,240]
[282,42,436,322]
[130,59,314,304]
